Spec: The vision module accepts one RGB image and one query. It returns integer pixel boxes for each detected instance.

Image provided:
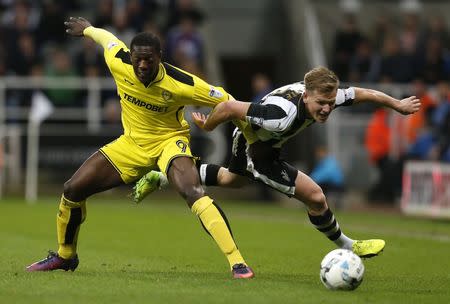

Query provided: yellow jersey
[84,27,230,145]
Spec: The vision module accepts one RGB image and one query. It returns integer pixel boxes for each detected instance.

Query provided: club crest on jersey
[209,86,223,98]
[162,90,172,101]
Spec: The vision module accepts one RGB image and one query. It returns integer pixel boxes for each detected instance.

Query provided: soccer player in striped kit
[135,66,421,259]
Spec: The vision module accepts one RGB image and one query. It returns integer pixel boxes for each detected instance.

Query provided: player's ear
[303,91,308,103]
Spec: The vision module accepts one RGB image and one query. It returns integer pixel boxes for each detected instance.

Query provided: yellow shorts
[99,134,193,184]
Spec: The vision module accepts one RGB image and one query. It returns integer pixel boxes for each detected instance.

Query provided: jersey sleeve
[246,96,297,132]
[190,75,231,107]
[335,87,356,107]
[83,26,127,68]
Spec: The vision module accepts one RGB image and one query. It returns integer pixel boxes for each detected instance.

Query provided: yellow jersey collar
[145,63,165,87]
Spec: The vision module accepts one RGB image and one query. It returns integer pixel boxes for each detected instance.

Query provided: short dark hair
[130,32,161,52]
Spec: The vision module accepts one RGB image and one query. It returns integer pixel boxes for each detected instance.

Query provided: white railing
[0,77,445,206]
[0,76,117,132]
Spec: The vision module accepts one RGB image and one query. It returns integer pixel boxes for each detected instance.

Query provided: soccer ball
[319,249,365,290]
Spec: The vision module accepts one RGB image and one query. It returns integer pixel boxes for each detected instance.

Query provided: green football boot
[131,171,168,204]
[352,239,386,258]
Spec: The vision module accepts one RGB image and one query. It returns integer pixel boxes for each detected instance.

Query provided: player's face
[130,45,161,84]
[304,89,337,123]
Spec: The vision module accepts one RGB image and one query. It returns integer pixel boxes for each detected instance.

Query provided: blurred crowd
[331,11,450,85]
[0,0,207,122]
[331,10,450,201]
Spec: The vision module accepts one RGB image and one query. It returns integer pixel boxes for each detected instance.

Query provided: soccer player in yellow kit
[26,17,254,279]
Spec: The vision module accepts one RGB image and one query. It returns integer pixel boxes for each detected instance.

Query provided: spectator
[125,0,160,33]
[418,36,449,84]
[74,37,108,77]
[93,0,113,29]
[7,32,38,75]
[44,47,79,107]
[310,146,345,209]
[105,11,136,46]
[379,34,415,83]
[398,13,421,56]
[364,108,400,203]
[407,121,438,161]
[165,11,204,70]
[404,79,436,144]
[369,15,394,52]
[348,38,380,83]
[1,0,39,31]
[166,0,204,32]
[251,73,273,103]
[430,81,450,130]
[36,0,68,46]
[331,13,363,81]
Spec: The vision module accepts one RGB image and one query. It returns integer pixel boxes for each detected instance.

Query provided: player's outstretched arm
[192,101,250,131]
[64,16,119,50]
[354,87,421,115]
[64,16,91,37]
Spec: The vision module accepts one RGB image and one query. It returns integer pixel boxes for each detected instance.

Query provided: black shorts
[228,128,298,196]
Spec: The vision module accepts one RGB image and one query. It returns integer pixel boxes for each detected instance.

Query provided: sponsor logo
[107,41,118,50]
[209,86,223,98]
[162,90,172,101]
[123,93,169,113]
[281,169,290,182]
[124,78,134,85]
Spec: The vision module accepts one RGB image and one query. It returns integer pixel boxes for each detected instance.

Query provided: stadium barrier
[0,77,446,209]
[402,161,450,219]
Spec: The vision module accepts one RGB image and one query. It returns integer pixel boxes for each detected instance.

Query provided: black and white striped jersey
[236,82,355,148]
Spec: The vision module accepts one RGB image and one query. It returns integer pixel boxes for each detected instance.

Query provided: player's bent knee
[63,179,86,202]
[307,189,328,212]
[179,185,205,207]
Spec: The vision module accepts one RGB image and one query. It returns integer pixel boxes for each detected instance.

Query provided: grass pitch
[1,196,449,304]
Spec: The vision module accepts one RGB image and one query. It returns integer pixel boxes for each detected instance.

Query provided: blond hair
[304,66,339,94]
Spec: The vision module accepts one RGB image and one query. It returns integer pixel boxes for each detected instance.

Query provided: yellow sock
[57,195,86,259]
[191,196,245,268]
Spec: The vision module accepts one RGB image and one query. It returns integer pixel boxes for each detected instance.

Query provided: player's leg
[57,151,124,259]
[26,151,124,271]
[198,126,250,188]
[131,127,250,203]
[158,136,253,278]
[294,170,385,257]
[167,156,253,278]
[198,165,249,187]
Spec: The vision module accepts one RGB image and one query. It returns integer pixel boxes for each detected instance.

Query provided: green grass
[1,196,450,304]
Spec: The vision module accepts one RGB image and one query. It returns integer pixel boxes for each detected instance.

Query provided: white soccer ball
[319,249,365,290]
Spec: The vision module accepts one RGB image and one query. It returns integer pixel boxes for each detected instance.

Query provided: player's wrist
[82,26,94,36]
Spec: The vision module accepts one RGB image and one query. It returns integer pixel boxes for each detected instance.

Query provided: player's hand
[191,112,208,130]
[396,96,421,115]
[64,17,92,37]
